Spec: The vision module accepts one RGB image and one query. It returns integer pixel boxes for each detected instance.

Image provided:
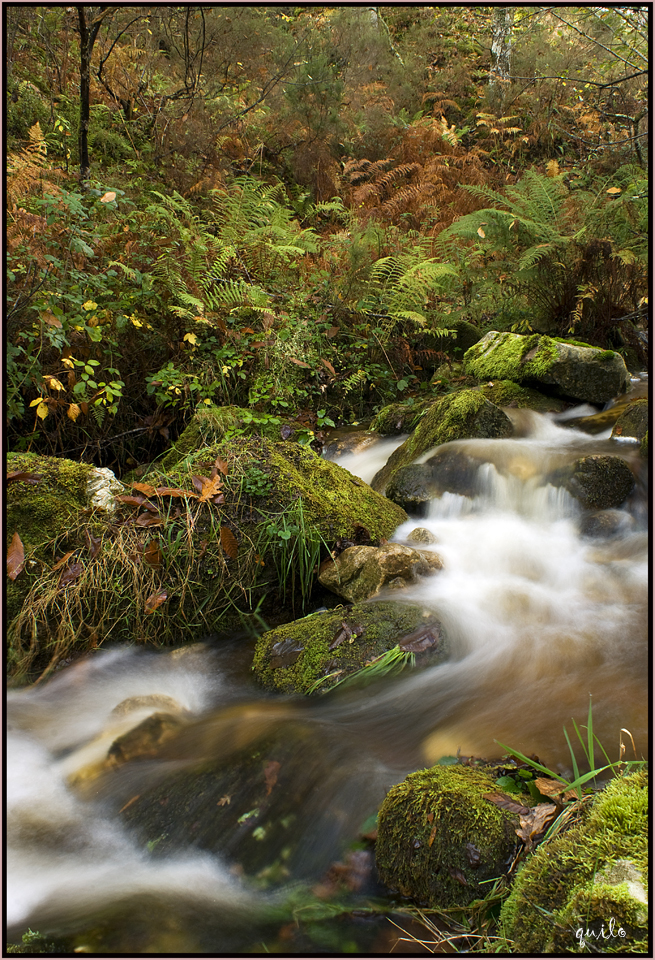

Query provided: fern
[7,122,48,206]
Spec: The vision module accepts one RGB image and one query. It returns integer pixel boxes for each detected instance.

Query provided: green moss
[371,390,512,493]
[479,380,565,412]
[368,399,432,436]
[376,764,527,908]
[252,600,444,694]
[500,771,648,954]
[463,331,559,382]
[640,430,648,459]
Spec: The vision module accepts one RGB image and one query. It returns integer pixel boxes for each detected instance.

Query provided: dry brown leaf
[483,792,530,816]
[212,455,229,478]
[217,795,231,806]
[155,486,197,499]
[191,474,209,494]
[144,588,167,614]
[7,532,25,580]
[326,325,339,338]
[85,530,102,559]
[143,540,163,568]
[534,776,575,799]
[116,494,151,508]
[131,482,158,497]
[67,402,82,422]
[220,525,238,559]
[52,550,75,572]
[198,475,224,503]
[289,357,310,368]
[428,823,437,847]
[516,803,558,844]
[59,562,84,587]
[320,358,336,377]
[7,471,42,485]
[136,513,162,527]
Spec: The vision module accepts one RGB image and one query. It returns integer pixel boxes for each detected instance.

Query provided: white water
[6,407,648,951]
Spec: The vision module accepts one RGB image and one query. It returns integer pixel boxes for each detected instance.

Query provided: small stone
[407,527,438,544]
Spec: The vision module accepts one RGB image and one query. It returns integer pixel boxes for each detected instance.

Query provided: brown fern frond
[7,122,48,207]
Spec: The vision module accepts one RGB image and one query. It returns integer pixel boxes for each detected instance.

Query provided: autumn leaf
[154,486,197,498]
[197,475,224,503]
[7,532,25,580]
[59,562,84,587]
[67,403,82,422]
[30,398,50,420]
[183,332,199,345]
[143,539,163,568]
[116,494,154,508]
[477,226,486,238]
[191,474,209,494]
[516,803,558,844]
[606,186,622,195]
[85,529,102,559]
[131,482,158,497]
[43,375,65,392]
[211,455,229,478]
[144,588,168,613]
[40,310,62,328]
[483,792,530,815]
[52,550,75,572]
[326,326,340,338]
[7,471,42,485]
[320,358,336,376]
[100,191,117,203]
[220,525,238,559]
[289,357,310,368]
[136,513,162,527]
[534,777,577,801]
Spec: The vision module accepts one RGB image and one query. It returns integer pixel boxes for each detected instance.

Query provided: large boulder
[611,398,649,442]
[386,448,483,514]
[463,331,630,404]
[500,771,648,953]
[376,763,526,908]
[368,400,433,436]
[551,455,636,510]
[252,599,446,695]
[371,390,513,495]
[318,543,442,602]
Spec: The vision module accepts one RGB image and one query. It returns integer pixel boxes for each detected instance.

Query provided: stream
[6,390,649,954]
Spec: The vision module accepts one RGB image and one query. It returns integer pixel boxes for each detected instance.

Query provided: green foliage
[258,498,327,615]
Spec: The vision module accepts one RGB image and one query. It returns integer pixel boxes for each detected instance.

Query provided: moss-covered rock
[376,764,525,908]
[478,379,566,413]
[551,455,636,510]
[385,464,438,515]
[371,391,513,494]
[640,430,648,460]
[611,398,649,442]
[368,400,433,436]
[252,600,446,694]
[463,331,630,404]
[500,771,648,954]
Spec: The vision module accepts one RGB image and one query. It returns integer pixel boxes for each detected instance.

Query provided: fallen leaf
[448,866,469,886]
[326,326,339,338]
[220,525,238,559]
[144,588,167,613]
[136,513,162,527]
[143,540,163,568]
[155,486,197,498]
[320,358,336,376]
[606,186,622,195]
[264,760,280,796]
[534,776,576,799]
[67,402,81,422]
[131,482,158,497]
[85,530,102,559]
[191,474,209,494]
[212,455,229,477]
[100,191,117,203]
[7,532,25,580]
[198,475,224,503]
[289,357,310,368]
[217,795,231,806]
[59,561,84,587]
[116,494,152,508]
[428,823,437,847]
[52,550,75,572]
[516,803,559,845]
[399,625,441,653]
[7,471,42,485]
[483,792,530,816]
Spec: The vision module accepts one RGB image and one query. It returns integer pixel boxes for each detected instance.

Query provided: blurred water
[6,407,648,952]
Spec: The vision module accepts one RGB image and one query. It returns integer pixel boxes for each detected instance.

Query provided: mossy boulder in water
[500,771,648,953]
[318,543,443,602]
[551,455,636,510]
[368,400,433,436]
[463,331,630,404]
[252,600,446,695]
[611,398,649,443]
[371,390,513,495]
[478,379,566,413]
[376,764,524,908]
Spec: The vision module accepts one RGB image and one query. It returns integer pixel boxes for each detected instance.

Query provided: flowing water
[7,394,649,953]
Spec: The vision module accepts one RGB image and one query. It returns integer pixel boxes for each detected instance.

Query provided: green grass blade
[493,742,567,782]
[563,726,581,796]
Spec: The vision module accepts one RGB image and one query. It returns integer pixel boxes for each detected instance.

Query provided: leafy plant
[258,498,328,615]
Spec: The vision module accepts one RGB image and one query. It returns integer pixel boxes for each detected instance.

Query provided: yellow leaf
[477,226,486,238]
[44,375,65,391]
[35,401,49,419]
[82,301,98,311]
[606,187,622,195]
[100,192,116,203]
[130,316,144,328]
[67,403,81,422]
[61,356,75,368]
[183,332,198,345]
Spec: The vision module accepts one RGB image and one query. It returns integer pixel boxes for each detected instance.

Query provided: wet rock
[385,465,437,515]
[611,398,649,442]
[318,543,443,603]
[107,712,186,764]
[376,764,525,908]
[463,331,630,404]
[500,771,648,953]
[371,390,513,494]
[86,466,124,512]
[555,455,636,510]
[252,600,447,694]
[407,527,438,544]
[479,380,566,413]
[369,400,432,436]
[426,447,484,497]
[322,431,379,459]
[579,510,634,541]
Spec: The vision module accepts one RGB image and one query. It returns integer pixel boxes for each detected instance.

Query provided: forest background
[6,4,649,475]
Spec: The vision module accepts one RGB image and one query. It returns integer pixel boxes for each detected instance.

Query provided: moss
[479,380,565,412]
[500,771,648,954]
[6,453,94,621]
[611,398,649,442]
[252,600,445,694]
[376,764,527,908]
[371,390,512,494]
[368,399,432,436]
[640,430,648,459]
[463,331,560,383]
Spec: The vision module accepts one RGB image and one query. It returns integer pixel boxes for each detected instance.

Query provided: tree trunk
[76,5,110,184]
[489,6,512,114]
